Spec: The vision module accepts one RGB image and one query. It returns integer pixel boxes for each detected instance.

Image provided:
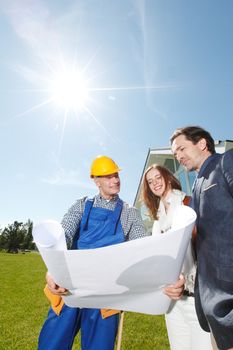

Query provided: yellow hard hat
[90,156,121,178]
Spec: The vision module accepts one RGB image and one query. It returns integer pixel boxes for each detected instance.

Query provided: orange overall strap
[100,309,121,319]
[44,285,64,316]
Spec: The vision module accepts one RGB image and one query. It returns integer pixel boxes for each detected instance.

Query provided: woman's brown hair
[141,164,181,220]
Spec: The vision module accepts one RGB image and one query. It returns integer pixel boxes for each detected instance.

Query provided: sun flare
[12,53,176,154]
[49,69,89,111]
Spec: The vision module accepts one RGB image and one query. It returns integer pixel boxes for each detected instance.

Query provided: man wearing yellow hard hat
[38,156,184,350]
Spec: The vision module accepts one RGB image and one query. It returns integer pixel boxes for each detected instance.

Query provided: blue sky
[1,0,233,228]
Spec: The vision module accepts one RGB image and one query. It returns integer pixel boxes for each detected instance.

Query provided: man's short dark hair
[170,126,216,154]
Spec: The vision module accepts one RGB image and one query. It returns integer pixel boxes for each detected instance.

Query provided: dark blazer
[193,149,233,350]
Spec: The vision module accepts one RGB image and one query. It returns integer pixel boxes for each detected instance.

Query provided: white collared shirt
[152,189,185,235]
[152,189,196,293]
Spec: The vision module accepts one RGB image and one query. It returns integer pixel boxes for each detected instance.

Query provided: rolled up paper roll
[32,219,67,251]
[171,205,196,231]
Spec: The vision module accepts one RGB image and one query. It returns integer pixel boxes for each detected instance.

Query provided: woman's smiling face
[146,168,166,198]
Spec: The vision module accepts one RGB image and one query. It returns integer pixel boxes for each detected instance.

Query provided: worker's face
[146,168,166,198]
[94,173,120,199]
[171,135,208,172]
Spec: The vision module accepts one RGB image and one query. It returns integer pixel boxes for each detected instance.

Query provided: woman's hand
[163,274,185,300]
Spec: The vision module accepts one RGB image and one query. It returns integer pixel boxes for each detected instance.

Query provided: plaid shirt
[61,194,147,248]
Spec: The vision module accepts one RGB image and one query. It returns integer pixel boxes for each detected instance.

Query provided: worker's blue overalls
[38,198,124,350]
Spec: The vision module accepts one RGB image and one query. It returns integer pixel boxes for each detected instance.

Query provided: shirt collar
[197,153,218,178]
[96,193,119,202]
[165,189,185,204]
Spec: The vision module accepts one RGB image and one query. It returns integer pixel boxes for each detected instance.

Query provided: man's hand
[163,274,185,300]
[46,272,68,296]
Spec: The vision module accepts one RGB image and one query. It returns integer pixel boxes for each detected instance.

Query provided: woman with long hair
[142,164,212,350]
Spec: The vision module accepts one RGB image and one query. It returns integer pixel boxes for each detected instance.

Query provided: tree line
[0,220,35,253]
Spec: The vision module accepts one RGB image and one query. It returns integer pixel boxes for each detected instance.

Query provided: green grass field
[0,252,169,349]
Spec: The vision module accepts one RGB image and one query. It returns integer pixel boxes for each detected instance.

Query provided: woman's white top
[152,189,196,293]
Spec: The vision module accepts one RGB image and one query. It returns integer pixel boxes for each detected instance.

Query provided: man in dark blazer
[170,126,233,350]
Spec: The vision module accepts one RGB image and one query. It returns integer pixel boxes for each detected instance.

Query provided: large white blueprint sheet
[33,206,196,315]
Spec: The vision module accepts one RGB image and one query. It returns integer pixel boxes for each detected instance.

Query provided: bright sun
[49,68,89,111]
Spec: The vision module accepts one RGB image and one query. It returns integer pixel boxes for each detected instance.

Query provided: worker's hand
[163,274,185,300]
[46,272,68,296]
